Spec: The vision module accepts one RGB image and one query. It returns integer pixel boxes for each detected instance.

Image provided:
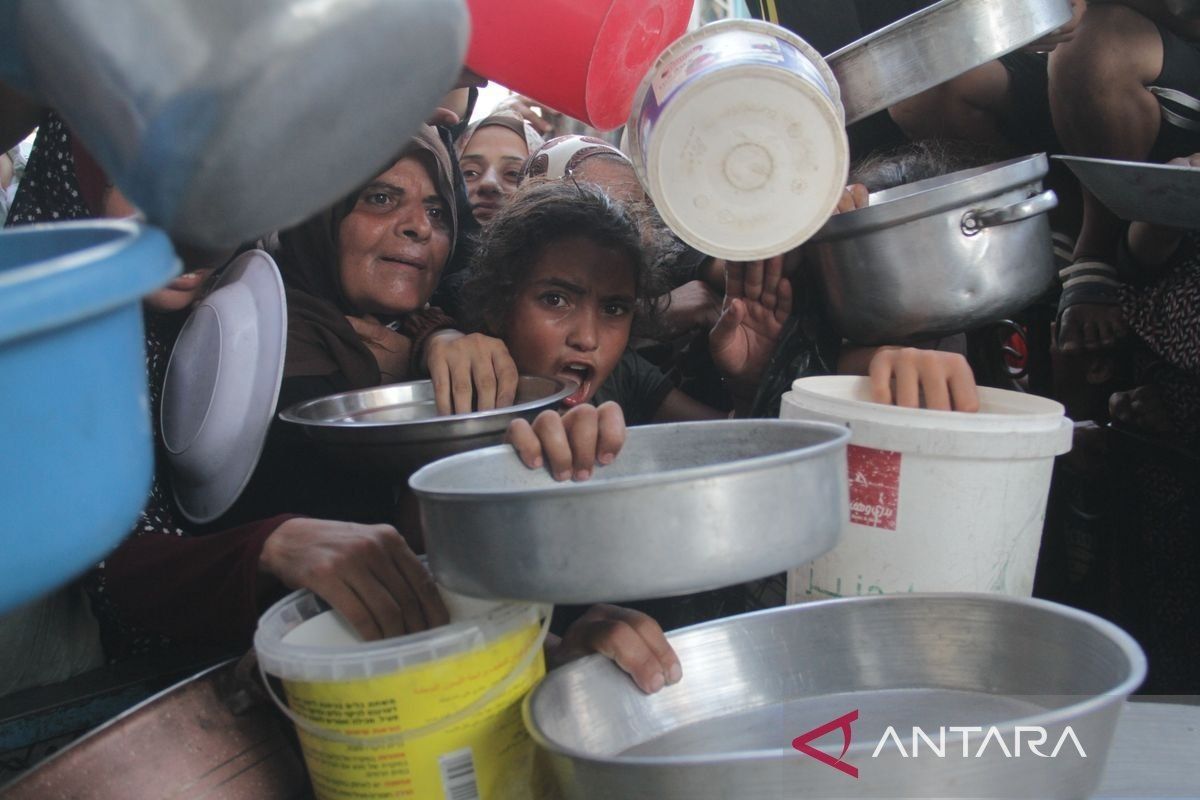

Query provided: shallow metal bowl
[525,594,1145,800]
[409,420,850,604]
[278,376,573,473]
[830,0,1072,125]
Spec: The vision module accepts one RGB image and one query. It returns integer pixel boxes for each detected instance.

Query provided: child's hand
[424,330,520,415]
[546,604,681,694]
[259,518,450,641]
[506,402,625,481]
[866,346,980,412]
[834,184,870,214]
[709,256,793,400]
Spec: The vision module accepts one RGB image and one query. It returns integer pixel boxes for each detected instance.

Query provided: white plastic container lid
[630,20,850,261]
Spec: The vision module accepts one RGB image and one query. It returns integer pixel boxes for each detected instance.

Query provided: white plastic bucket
[625,19,849,261]
[779,376,1072,601]
[255,590,551,800]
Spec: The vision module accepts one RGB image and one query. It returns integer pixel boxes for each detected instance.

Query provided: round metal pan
[408,419,850,604]
[829,0,1073,125]
[279,375,574,473]
[525,594,1146,800]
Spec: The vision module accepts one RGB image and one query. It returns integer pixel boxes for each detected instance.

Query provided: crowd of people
[1,0,1196,706]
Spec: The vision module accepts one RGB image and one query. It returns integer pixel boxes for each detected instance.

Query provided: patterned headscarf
[523,135,632,181]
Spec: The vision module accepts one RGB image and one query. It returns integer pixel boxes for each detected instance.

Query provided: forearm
[101,515,297,648]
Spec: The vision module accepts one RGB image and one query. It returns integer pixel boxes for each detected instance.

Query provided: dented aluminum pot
[807,154,1058,344]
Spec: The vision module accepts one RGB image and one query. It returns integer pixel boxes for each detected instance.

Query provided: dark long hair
[461,179,667,335]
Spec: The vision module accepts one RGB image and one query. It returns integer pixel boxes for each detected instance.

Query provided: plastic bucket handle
[259,608,551,747]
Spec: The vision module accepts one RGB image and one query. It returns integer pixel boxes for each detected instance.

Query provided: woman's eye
[462,169,479,180]
[603,303,631,317]
[540,292,568,308]
[363,192,394,208]
[504,171,522,184]
[427,206,450,228]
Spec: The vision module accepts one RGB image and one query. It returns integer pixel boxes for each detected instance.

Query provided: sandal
[1055,258,1122,346]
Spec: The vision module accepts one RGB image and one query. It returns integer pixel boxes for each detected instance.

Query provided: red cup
[465,0,693,130]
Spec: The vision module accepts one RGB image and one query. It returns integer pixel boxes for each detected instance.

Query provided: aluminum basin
[525,594,1145,799]
[409,420,850,603]
[278,376,573,474]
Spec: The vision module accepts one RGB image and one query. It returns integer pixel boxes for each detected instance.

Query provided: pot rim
[811,153,1050,241]
[523,593,1147,768]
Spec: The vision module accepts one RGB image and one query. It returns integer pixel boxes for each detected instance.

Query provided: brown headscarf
[275,125,458,386]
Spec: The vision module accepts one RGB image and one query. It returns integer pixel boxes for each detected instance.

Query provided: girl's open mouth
[559,364,593,407]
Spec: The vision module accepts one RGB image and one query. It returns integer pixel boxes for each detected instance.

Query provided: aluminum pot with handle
[806,154,1058,345]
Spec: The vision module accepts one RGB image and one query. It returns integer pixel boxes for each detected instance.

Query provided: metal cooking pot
[829,0,1073,125]
[524,594,1145,800]
[409,420,850,604]
[806,153,1058,344]
[0,659,307,799]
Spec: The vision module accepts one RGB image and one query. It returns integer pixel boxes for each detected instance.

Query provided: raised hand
[709,255,794,397]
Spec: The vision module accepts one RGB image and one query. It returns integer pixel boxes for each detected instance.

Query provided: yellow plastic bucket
[254,590,550,800]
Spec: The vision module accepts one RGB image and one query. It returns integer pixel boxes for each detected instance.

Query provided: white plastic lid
[647,68,849,261]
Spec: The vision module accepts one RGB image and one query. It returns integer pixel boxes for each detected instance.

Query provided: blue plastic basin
[0,221,179,614]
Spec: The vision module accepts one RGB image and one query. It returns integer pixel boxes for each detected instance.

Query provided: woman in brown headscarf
[217,125,512,528]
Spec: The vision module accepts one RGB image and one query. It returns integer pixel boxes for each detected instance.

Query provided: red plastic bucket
[465,0,693,130]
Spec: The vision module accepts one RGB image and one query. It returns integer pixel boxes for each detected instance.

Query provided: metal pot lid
[812,153,1050,240]
[1054,155,1200,230]
[161,249,287,524]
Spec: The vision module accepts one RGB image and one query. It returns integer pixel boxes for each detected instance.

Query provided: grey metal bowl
[830,0,1072,125]
[525,594,1146,800]
[807,154,1058,344]
[408,420,850,604]
[278,376,574,474]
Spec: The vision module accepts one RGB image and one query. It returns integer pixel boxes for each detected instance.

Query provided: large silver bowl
[830,0,1072,125]
[278,376,574,474]
[807,154,1058,344]
[409,420,850,604]
[525,594,1146,800]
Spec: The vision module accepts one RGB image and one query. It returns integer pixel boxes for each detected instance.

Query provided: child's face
[504,236,637,407]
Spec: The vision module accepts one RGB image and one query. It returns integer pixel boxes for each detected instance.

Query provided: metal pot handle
[961,190,1058,235]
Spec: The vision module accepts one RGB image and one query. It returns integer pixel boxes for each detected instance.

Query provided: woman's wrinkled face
[338,155,451,317]
[503,236,637,408]
[460,125,528,223]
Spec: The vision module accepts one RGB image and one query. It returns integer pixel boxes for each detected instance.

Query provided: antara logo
[791,710,859,778]
[792,711,1087,779]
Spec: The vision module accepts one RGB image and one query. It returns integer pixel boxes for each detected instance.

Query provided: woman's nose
[396,202,431,240]
[476,165,502,196]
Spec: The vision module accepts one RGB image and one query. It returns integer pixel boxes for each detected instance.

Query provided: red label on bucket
[847,445,900,531]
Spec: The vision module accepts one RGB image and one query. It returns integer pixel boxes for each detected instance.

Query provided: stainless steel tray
[525,594,1145,799]
[1055,155,1200,230]
[409,420,850,604]
[830,0,1072,125]
[278,376,573,474]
